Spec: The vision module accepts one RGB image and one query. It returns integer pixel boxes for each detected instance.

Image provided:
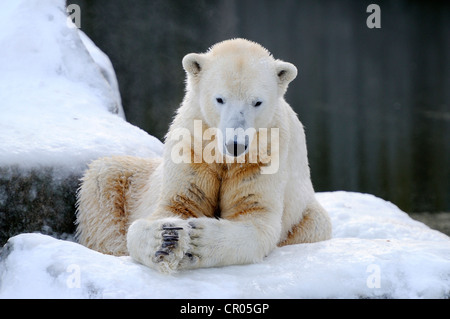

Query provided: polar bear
[76,38,332,273]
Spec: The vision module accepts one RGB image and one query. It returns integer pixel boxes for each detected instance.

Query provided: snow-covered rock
[1,192,449,299]
[0,0,162,170]
[0,0,163,244]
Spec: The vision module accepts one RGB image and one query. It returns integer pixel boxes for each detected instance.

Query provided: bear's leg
[278,200,332,246]
[76,156,161,255]
[127,214,282,273]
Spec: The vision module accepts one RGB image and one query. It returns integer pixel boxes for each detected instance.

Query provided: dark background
[69,0,449,213]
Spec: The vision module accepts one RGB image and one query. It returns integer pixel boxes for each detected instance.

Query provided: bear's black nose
[227,140,248,157]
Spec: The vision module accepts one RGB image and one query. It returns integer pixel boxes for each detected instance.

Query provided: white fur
[77,39,332,274]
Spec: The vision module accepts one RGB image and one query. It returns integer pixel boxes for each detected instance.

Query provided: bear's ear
[275,61,298,86]
[182,53,205,77]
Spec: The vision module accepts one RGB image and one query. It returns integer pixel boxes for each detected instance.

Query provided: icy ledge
[1,192,449,299]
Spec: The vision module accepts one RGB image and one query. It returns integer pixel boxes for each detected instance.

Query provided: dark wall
[69,0,450,213]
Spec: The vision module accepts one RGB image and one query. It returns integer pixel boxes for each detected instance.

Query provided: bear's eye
[216,98,224,104]
[254,101,262,107]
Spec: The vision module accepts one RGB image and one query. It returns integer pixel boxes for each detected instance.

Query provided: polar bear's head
[182,38,297,157]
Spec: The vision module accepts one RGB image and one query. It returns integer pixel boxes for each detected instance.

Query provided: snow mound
[0,0,163,173]
[1,192,449,299]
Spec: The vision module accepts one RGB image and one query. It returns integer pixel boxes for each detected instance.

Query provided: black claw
[188,221,198,229]
[155,250,169,257]
[163,226,183,231]
[162,235,179,241]
[162,240,177,248]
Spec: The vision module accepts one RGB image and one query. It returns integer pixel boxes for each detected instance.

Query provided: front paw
[127,218,201,273]
[153,221,201,271]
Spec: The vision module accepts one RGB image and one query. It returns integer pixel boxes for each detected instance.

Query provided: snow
[0,0,163,174]
[1,192,449,299]
[0,0,449,299]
